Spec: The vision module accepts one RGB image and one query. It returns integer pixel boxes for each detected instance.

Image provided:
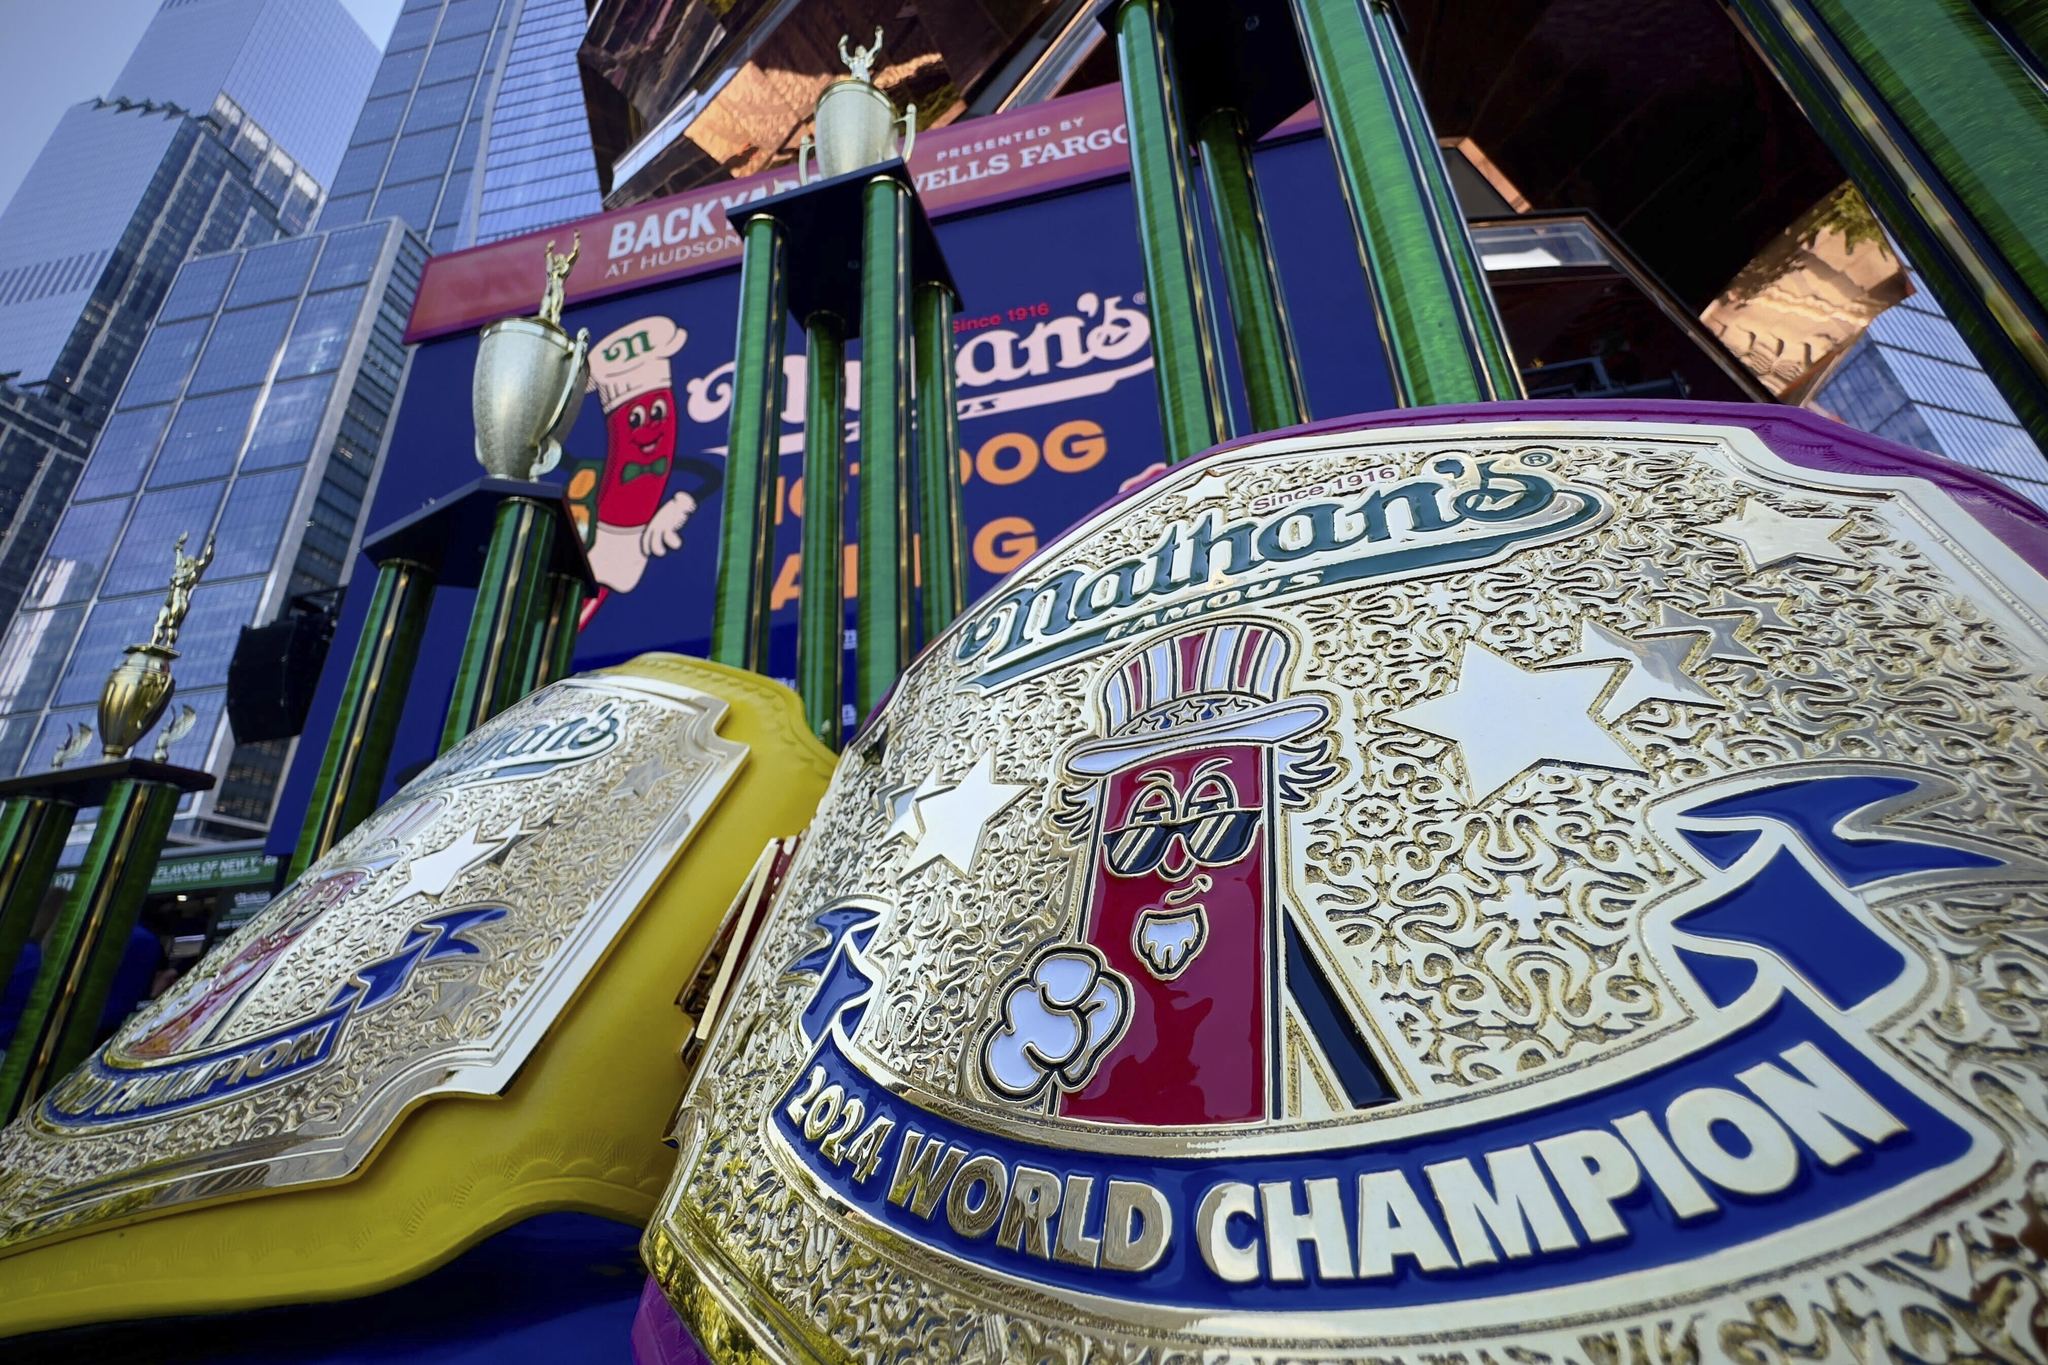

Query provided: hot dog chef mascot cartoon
[584,317,697,599]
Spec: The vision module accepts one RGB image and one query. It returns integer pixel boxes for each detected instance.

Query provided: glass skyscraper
[0,0,375,640]
[474,0,604,243]
[106,0,377,188]
[0,224,424,838]
[0,0,605,853]
[1812,274,2048,511]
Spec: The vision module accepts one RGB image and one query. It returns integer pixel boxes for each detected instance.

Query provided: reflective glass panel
[158,255,237,323]
[150,389,258,487]
[122,319,210,407]
[175,579,266,690]
[278,288,366,378]
[244,375,335,470]
[311,225,389,292]
[0,606,85,714]
[26,499,127,609]
[73,405,171,501]
[209,470,300,579]
[52,595,159,707]
[403,78,474,133]
[225,238,318,309]
[188,302,294,395]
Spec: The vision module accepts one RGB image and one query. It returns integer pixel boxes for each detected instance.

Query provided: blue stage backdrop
[267,130,1394,858]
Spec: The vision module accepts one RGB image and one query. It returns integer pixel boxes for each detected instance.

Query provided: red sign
[407,85,1144,342]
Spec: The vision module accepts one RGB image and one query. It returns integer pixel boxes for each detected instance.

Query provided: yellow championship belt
[0,654,831,1336]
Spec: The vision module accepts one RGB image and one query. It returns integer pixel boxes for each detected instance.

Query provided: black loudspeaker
[226,605,335,743]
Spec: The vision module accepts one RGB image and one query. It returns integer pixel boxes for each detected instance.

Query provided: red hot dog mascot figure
[985,621,1396,1126]
[584,317,697,598]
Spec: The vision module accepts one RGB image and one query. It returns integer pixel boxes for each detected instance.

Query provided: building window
[225,238,319,309]
[158,255,238,323]
[209,470,300,580]
[311,225,389,292]
[187,301,294,396]
[72,405,173,501]
[122,319,211,407]
[0,606,85,715]
[52,594,160,707]
[150,389,259,487]
[243,375,335,470]
[402,78,476,134]
[278,288,367,378]
[26,498,127,609]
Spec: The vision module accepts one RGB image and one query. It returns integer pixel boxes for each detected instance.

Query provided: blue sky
[0,0,405,213]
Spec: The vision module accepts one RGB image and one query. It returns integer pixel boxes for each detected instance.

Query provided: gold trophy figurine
[473,231,591,481]
[539,234,577,327]
[101,532,213,760]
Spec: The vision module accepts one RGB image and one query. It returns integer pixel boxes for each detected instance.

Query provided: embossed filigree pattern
[656,426,2048,1359]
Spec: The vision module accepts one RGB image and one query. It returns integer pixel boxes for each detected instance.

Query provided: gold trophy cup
[101,532,213,760]
[801,28,916,183]
[473,233,592,480]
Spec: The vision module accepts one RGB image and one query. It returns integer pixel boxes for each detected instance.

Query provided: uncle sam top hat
[1064,621,1331,777]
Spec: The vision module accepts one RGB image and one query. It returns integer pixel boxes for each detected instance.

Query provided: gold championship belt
[0,655,832,1334]
[648,419,2048,1360]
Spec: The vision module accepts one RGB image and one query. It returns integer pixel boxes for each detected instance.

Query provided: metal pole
[1725,0,2048,451]
[709,215,789,672]
[529,572,586,691]
[1194,106,1310,432]
[0,777,181,1120]
[289,557,435,878]
[0,795,77,1006]
[1112,0,1229,459]
[440,496,555,753]
[857,176,914,719]
[1286,0,1523,404]
[798,313,847,747]
[913,280,967,642]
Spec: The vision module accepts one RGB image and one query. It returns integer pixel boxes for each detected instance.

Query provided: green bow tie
[619,456,670,484]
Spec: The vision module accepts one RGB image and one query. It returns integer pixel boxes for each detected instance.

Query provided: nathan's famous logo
[955,451,1606,688]
[428,699,623,786]
[769,622,2014,1314]
[683,291,1152,451]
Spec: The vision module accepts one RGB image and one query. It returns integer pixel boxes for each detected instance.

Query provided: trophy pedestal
[0,759,214,1121]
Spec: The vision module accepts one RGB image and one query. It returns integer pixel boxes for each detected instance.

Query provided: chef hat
[587,316,689,412]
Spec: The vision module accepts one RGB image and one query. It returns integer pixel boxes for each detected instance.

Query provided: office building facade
[106,0,377,188]
[0,223,424,840]
[473,0,604,243]
[1812,274,2048,510]
[0,0,589,850]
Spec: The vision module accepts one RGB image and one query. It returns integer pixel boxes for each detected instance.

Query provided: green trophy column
[913,280,966,642]
[1113,0,1228,459]
[440,496,556,752]
[857,176,914,718]
[1288,0,1521,404]
[1726,0,2048,449]
[709,215,789,672]
[528,571,587,691]
[1194,106,1309,432]
[799,313,847,746]
[0,777,181,1120]
[0,795,77,1003]
[290,557,435,878]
